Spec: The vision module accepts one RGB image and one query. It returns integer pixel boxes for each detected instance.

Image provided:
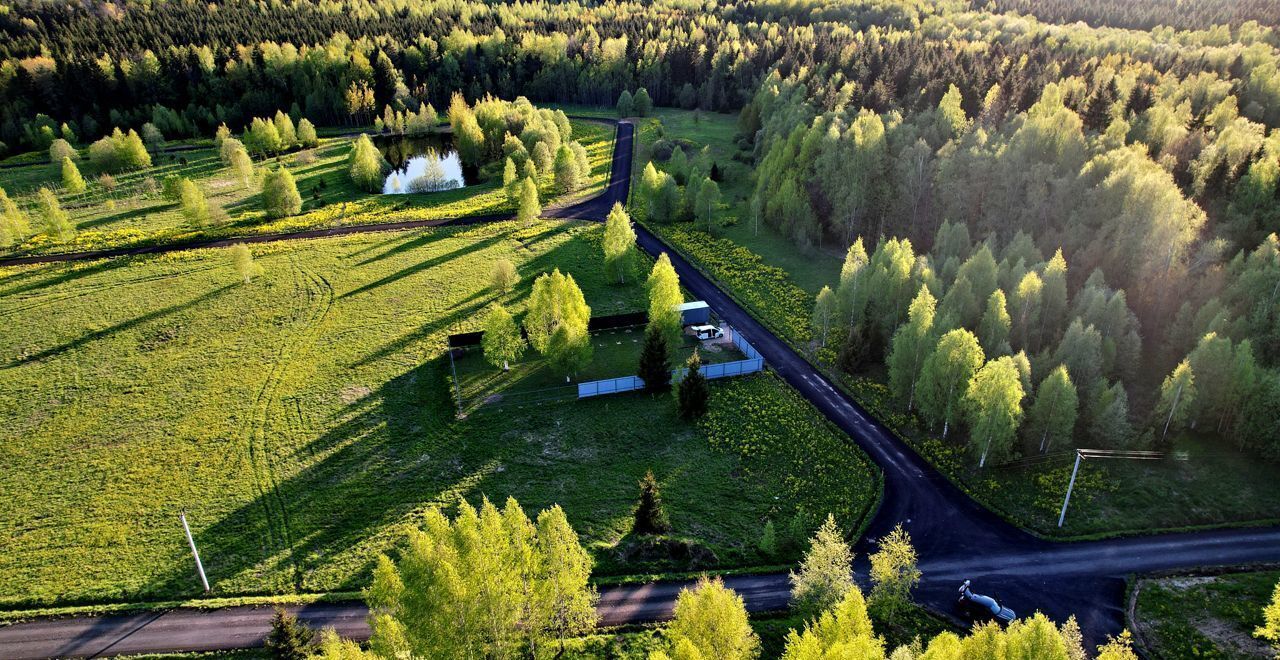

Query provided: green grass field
[0,120,614,257]
[1135,569,1279,659]
[0,218,878,610]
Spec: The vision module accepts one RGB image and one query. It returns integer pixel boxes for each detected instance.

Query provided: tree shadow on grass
[338,232,508,300]
[0,258,131,297]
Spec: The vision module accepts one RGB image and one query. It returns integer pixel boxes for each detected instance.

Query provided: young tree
[518,176,541,224]
[1027,365,1079,453]
[60,158,85,194]
[274,110,298,148]
[634,88,654,116]
[647,253,684,348]
[246,117,282,156]
[348,134,387,192]
[1256,580,1280,657]
[917,329,985,438]
[965,355,1025,467]
[978,289,1012,357]
[36,187,74,242]
[780,588,882,660]
[264,607,314,660]
[1010,271,1043,351]
[638,326,672,393]
[363,498,596,659]
[231,244,264,283]
[262,167,302,218]
[490,258,519,293]
[179,178,211,226]
[503,157,519,201]
[1095,631,1141,660]
[297,119,319,148]
[603,202,637,284]
[482,304,524,371]
[49,138,76,164]
[616,90,635,117]
[869,524,920,624]
[553,143,582,193]
[678,350,710,420]
[1157,360,1197,444]
[886,287,937,411]
[524,269,591,379]
[0,187,31,247]
[758,520,778,559]
[790,514,854,618]
[661,577,759,660]
[811,286,837,348]
[633,470,670,535]
[694,177,721,232]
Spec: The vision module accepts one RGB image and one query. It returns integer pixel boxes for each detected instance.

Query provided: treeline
[5,0,1278,157]
[981,0,1280,32]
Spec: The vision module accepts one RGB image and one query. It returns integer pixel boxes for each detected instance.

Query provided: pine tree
[638,326,672,393]
[633,470,670,535]
[264,607,314,660]
[790,514,854,618]
[262,167,302,218]
[757,519,777,559]
[482,304,524,371]
[678,350,709,420]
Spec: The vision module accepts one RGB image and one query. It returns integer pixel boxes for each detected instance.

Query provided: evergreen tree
[661,577,759,660]
[638,326,672,393]
[647,253,684,348]
[231,244,264,284]
[482,304,524,371]
[790,514,854,618]
[36,187,74,242]
[603,202,637,284]
[60,158,85,194]
[518,176,541,224]
[262,167,302,218]
[757,519,777,559]
[634,88,654,116]
[678,350,710,420]
[887,287,937,411]
[965,355,1025,467]
[264,607,314,660]
[1027,365,1079,453]
[917,329,985,438]
[633,470,671,535]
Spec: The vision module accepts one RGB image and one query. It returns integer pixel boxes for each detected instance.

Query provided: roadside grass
[1135,569,1279,659]
[0,219,878,610]
[0,120,613,257]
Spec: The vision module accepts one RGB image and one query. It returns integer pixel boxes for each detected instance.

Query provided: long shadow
[351,228,450,267]
[76,202,171,231]
[0,258,131,298]
[4,283,237,368]
[338,233,506,300]
[351,293,495,369]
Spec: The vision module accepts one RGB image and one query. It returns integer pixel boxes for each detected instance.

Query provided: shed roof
[675,301,709,311]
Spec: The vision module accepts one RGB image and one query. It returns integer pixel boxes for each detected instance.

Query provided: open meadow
[0,218,879,610]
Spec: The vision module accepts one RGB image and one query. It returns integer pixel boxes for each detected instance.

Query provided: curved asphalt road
[1,120,1278,658]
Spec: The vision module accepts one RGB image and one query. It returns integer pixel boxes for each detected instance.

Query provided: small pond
[376,134,478,194]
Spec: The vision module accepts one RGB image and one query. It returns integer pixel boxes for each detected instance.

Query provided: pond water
[377,134,477,194]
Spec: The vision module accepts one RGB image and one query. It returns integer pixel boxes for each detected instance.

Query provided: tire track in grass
[242,255,333,590]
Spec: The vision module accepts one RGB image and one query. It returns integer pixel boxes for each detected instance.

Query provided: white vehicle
[691,325,724,340]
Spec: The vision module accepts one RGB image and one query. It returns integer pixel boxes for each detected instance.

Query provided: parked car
[956,580,1016,624]
[690,325,724,340]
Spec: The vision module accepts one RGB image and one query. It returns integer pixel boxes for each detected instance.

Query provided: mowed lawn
[0,120,614,257]
[0,219,879,609]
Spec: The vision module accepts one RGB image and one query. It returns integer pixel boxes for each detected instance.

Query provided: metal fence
[578,327,764,399]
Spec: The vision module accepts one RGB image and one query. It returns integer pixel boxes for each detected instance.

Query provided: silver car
[957,580,1016,624]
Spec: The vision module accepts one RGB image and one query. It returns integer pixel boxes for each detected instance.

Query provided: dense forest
[3,0,1280,461]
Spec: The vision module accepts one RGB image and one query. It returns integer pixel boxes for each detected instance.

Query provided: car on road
[957,580,1016,624]
[691,324,724,340]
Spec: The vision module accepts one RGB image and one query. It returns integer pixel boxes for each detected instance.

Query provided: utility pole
[180,511,210,592]
[1057,449,1171,528]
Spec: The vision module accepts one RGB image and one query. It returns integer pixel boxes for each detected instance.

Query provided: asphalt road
[1,120,1278,658]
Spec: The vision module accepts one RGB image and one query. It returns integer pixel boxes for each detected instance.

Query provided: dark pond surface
[375,134,477,194]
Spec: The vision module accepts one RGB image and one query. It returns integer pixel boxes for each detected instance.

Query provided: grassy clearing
[0,219,877,610]
[1135,569,1279,659]
[0,120,613,257]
